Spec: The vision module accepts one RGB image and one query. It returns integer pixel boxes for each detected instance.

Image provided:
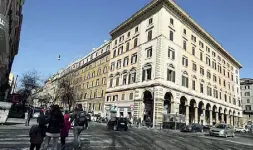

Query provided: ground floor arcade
[132,86,243,128]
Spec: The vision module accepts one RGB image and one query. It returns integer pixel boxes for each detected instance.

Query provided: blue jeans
[73,126,84,146]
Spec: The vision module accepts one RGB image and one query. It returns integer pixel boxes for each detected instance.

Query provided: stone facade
[240,78,253,125]
[0,0,24,101]
[106,0,243,127]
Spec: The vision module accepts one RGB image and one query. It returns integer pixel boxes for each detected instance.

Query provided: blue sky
[12,0,253,81]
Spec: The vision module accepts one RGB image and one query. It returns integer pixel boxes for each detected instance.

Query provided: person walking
[42,105,64,150]
[29,110,47,150]
[60,110,71,150]
[71,104,88,148]
[26,106,33,126]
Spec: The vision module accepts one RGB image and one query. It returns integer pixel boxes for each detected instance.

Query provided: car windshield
[215,124,226,129]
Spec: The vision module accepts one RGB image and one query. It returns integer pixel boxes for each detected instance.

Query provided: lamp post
[175,112,178,130]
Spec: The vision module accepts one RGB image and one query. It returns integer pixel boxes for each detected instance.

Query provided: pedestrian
[29,111,47,150]
[60,110,71,150]
[26,106,33,126]
[70,104,88,148]
[42,105,64,150]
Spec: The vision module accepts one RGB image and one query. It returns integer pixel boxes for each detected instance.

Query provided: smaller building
[240,78,253,126]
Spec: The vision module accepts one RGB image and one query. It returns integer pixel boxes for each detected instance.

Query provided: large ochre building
[55,41,110,114]
[105,0,243,127]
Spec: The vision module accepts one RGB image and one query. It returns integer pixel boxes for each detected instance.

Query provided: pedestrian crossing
[0,130,122,149]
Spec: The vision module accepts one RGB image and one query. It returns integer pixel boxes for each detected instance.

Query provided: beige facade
[56,41,110,114]
[105,0,242,127]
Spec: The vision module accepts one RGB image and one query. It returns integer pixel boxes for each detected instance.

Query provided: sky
[12,0,253,81]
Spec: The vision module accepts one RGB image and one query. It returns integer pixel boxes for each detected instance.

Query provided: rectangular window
[129,93,134,100]
[213,75,217,82]
[206,46,210,53]
[131,53,137,64]
[109,78,113,87]
[247,99,250,103]
[207,71,211,79]
[134,38,138,48]
[182,76,189,88]
[146,47,152,58]
[200,67,204,75]
[182,56,188,67]
[127,32,131,38]
[116,60,121,69]
[113,50,116,58]
[183,40,187,50]
[192,62,197,72]
[96,79,99,85]
[206,57,211,66]
[191,35,196,42]
[167,69,175,82]
[207,86,212,96]
[192,80,196,90]
[245,92,251,96]
[102,77,106,85]
[200,51,203,61]
[118,46,123,55]
[122,94,125,100]
[200,83,204,93]
[122,74,127,85]
[126,42,130,51]
[170,18,174,25]
[168,47,175,60]
[135,27,138,33]
[107,96,111,102]
[192,47,195,56]
[147,30,152,41]
[116,77,119,86]
[170,31,173,41]
[199,41,204,49]
[113,95,118,101]
[183,29,187,35]
[149,18,153,25]
[123,57,129,67]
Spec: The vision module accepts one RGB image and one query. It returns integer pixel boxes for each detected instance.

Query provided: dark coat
[29,125,46,144]
[47,111,64,134]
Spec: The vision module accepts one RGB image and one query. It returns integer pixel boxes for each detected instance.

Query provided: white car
[235,127,248,133]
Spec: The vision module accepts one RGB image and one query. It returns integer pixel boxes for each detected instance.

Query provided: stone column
[194,107,198,123]
[226,114,229,124]
[221,113,224,123]
[215,112,219,124]
[185,105,189,125]
[209,110,213,125]
[202,109,206,125]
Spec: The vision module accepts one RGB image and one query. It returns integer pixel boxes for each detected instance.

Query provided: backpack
[75,111,87,126]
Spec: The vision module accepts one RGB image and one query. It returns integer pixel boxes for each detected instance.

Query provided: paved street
[0,122,253,150]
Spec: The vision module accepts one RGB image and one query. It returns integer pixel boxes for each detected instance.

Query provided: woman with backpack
[60,110,71,150]
[42,105,64,150]
[29,110,47,150]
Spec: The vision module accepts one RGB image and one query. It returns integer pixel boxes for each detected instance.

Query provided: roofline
[109,0,242,68]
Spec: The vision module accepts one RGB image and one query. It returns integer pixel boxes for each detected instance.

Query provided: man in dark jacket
[26,107,33,126]
[42,105,64,150]
[71,104,88,148]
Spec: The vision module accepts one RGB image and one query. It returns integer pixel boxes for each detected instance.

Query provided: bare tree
[53,79,75,111]
[19,69,42,106]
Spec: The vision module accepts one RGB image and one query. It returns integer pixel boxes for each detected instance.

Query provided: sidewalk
[0,119,37,130]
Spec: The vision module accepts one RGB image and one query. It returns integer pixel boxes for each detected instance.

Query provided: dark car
[107,117,128,131]
[180,123,203,133]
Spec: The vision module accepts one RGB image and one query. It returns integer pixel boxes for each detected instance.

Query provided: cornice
[109,0,242,69]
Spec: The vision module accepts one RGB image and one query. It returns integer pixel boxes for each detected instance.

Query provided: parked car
[235,127,248,133]
[107,117,128,131]
[202,125,213,132]
[209,123,235,138]
[180,123,203,132]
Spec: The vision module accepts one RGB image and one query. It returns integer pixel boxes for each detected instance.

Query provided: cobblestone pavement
[0,122,253,150]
